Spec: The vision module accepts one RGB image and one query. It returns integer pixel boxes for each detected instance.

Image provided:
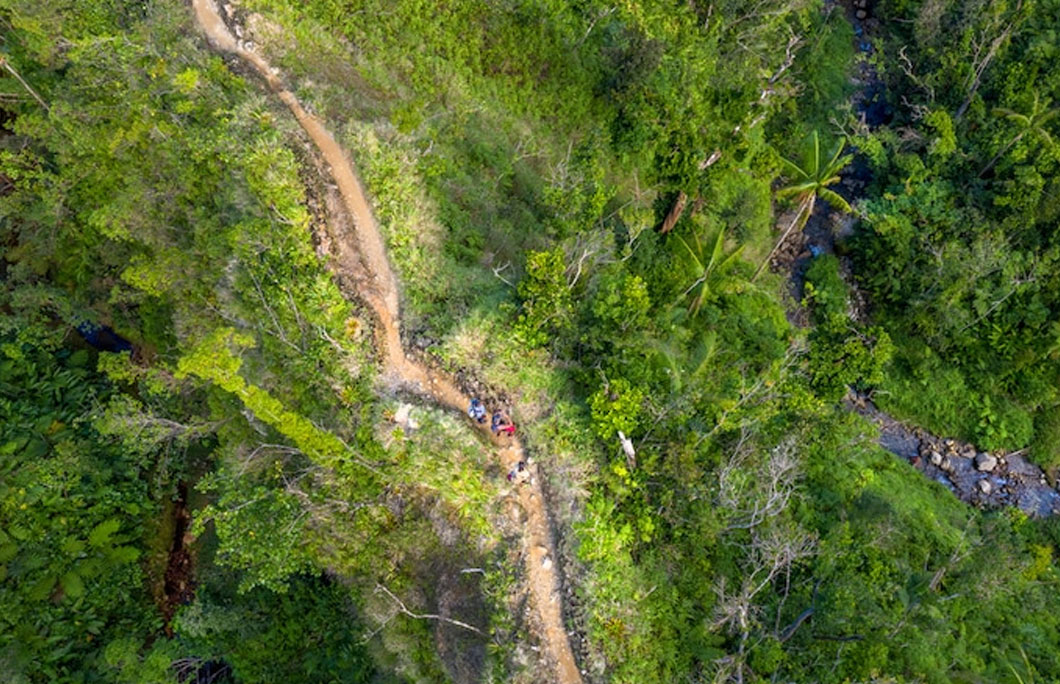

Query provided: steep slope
[191,1,582,680]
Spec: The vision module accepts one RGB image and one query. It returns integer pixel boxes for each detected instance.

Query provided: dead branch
[0,56,48,110]
[658,191,688,235]
[719,439,800,531]
[375,584,484,636]
[897,46,935,104]
[492,261,514,287]
[955,0,1024,119]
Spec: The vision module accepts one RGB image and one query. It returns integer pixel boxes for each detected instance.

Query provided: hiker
[467,398,487,424]
[491,410,515,437]
[507,461,530,485]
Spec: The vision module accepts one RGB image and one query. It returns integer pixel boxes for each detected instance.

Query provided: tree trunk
[658,191,688,234]
[753,195,813,282]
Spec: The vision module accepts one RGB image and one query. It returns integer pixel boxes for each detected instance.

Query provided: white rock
[975,453,998,473]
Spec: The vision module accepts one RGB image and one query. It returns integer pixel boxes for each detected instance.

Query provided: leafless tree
[718,437,801,531]
[709,436,817,683]
[711,521,817,683]
[368,583,484,638]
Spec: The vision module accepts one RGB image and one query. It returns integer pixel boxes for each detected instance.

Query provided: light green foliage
[516,247,572,347]
[925,109,957,158]
[850,0,1060,460]
[177,329,353,471]
[675,228,744,317]
[1031,408,1060,468]
[588,377,645,440]
[805,255,894,401]
[591,272,651,334]
[804,255,849,321]
[5,0,1060,682]
[102,638,179,684]
[809,323,895,402]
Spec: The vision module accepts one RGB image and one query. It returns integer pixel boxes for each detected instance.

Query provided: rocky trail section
[190,1,582,681]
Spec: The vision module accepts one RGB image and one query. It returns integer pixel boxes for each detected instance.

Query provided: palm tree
[676,227,743,317]
[978,92,1057,177]
[753,131,852,281]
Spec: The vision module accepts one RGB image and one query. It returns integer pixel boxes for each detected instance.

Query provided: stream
[780,0,1060,518]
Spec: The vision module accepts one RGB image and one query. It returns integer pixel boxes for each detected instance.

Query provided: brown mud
[161,483,195,636]
[190,1,582,681]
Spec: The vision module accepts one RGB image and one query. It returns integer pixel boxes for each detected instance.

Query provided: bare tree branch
[374,584,484,636]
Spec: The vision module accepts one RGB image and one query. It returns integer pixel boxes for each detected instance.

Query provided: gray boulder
[975,453,998,473]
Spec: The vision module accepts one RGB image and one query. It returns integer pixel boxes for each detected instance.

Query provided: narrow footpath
[191,1,582,681]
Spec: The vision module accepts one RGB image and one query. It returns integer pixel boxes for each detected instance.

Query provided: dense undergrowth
[3,0,1060,683]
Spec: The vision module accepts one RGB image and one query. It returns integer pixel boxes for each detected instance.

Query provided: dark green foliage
[4,0,1060,683]
[805,255,894,401]
[849,0,1060,459]
[176,574,375,683]
[0,339,161,682]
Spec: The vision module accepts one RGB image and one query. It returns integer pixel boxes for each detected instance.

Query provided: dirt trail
[191,2,582,681]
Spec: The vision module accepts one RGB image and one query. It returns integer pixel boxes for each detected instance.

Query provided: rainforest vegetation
[3,0,1060,682]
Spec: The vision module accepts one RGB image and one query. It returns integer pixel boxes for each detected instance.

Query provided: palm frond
[810,130,821,179]
[995,107,1030,127]
[691,330,718,378]
[778,156,809,180]
[825,138,848,174]
[717,244,745,274]
[776,184,816,202]
[819,188,852,214]
[676,234,704,271]
[824,153,853,179]
[706,228,726,272]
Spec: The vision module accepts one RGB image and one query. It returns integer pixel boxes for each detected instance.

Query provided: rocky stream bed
[775,0,1060,518]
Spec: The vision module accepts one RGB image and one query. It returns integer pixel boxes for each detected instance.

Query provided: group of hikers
[468,398,529,485]
[467,398,515,437]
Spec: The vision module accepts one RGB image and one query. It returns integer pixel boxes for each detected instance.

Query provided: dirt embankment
[159,483,195,637]
[191,2,583,681]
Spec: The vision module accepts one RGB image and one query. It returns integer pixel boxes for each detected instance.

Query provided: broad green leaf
[61,538,85,556]
[0,543,16,562]
[28,574,56,601]
[88,518,121,548]
[108,546,141,564]
[61,570,85,598]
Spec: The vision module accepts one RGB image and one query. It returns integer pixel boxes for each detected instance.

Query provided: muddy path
[191,2,582,681]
